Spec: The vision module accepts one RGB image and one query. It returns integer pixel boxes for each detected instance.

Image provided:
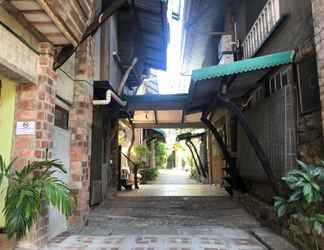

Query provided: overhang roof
[186,50,295,114]
[135,0,169,71]
[5,0,95,46]
[118,0,169,88]
[192,51,295,82]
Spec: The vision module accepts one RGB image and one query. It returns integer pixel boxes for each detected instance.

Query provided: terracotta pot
[0,234,15,250]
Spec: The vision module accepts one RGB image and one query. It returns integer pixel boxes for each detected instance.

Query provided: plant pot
[0,234,15,250]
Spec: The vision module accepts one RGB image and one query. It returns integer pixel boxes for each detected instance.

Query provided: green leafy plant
[155,142,168,168]
[0,155,74,240]
[143,168,159,181]
[133,144,150,163]
[274,160,324,236]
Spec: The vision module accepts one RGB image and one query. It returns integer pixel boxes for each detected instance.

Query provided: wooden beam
[126,94,188,111]
[2,1,49,43]
[54,0,127,69]
[81,0,127,42]
[117,57,138,95]
[133,122,205,129]
[36,0,78,46]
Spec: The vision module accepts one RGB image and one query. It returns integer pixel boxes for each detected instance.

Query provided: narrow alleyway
[47,184,296,249]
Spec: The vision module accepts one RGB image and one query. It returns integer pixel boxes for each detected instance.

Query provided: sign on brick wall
[16,121,35,135]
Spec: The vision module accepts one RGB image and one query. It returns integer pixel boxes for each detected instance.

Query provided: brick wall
[68,38,94,229]
[311,0,324,144]
[12,42,57,249]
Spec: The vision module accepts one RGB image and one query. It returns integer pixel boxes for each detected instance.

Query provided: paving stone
[44,181,295,249]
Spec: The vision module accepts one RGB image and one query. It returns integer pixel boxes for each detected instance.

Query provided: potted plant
[0,155,73,249]
[274,160,324,249]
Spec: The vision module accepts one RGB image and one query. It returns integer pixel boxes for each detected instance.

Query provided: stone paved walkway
[47,232,266,250]
[46,194,296,250]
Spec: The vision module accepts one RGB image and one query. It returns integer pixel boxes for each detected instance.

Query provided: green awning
[192,50,295,82]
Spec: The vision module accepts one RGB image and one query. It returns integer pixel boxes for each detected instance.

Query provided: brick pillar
[69,38,94,228]
[311,0,324,136]
[12,42,56,249]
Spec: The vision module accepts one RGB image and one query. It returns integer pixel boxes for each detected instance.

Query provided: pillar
[68,38,94,228]
[12,42,57,249]
[311,0,324,137]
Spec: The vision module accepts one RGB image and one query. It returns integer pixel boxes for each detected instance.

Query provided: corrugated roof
[192,50,295,82]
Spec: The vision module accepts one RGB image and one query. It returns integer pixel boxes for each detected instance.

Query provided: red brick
[16,111,37,120]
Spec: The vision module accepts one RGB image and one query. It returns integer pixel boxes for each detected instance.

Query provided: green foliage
[155,142,168,168]
[142,168,159,181]
[133,144,150,161]
[274,160,324,235]
[0,155,74,240]
[166,151,176,169]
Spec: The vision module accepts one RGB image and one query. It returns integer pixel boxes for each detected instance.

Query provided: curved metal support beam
[217,95,278,194]
[187,140,207,178]
[185,141,202,177]
[201,116,246,192]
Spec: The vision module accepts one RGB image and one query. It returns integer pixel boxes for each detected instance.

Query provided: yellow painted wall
[0,75,16,227]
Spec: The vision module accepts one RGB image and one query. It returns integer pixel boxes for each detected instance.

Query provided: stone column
[12,42,57,249]
[311,0,324,136]
[68,38,94,228]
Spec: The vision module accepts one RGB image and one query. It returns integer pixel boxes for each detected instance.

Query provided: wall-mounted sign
[16,121,35,135]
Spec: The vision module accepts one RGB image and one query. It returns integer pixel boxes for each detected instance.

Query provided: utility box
[218,35,233,61]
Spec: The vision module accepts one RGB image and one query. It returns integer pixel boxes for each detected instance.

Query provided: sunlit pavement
[148,169,199,185]
[117,184,227,197]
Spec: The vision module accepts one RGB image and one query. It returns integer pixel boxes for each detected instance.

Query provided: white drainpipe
[93,89,127,106]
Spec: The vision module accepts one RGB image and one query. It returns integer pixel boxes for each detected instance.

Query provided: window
[54,105,69,130]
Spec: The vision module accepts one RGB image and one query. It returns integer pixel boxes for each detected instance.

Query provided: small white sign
[16,121,35,135]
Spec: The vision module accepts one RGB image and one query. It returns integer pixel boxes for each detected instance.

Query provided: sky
[154,0,186,95]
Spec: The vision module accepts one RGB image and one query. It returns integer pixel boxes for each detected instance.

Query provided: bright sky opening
[154,0,186,95]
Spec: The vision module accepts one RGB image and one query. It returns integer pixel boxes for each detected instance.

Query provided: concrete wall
[234,0,314,54]
[232,0,323,166]
[0,13,38,83]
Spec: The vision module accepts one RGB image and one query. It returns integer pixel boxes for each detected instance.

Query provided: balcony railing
[242,0,281,58]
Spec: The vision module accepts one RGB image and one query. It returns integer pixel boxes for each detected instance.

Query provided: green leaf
[288,190,302,203]
[315,214,324,223]
[313,220,323,235]
[276,204,287,218]
[2,158,73,240]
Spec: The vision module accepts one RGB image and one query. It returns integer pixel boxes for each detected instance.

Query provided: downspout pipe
[93,89,127,106]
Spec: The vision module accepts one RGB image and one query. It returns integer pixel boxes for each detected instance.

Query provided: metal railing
[242,0,281,58]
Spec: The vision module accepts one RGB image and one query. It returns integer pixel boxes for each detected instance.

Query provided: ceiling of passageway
[125,94,204,129]
[132,110,203,128]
